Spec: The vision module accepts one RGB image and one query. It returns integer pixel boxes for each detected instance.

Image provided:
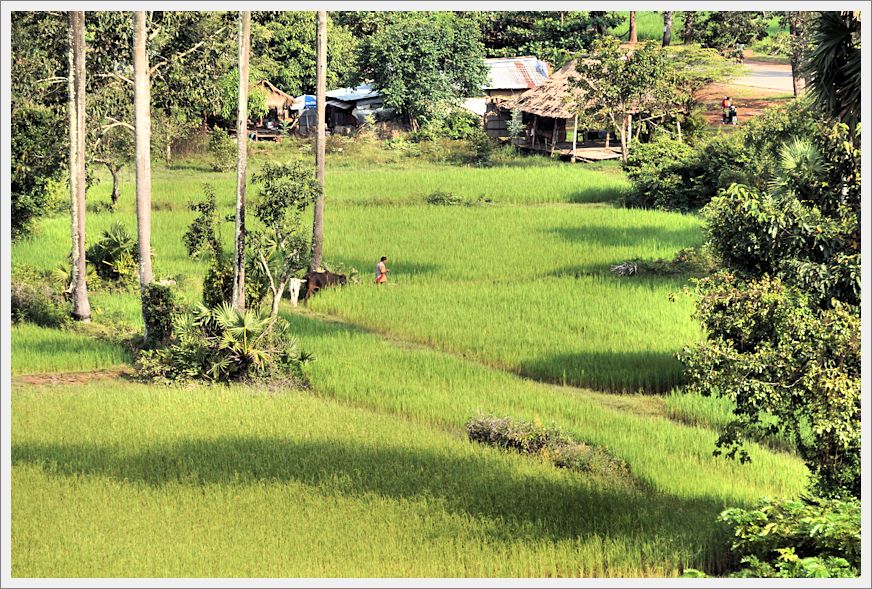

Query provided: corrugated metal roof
[484,57,549,90]
[325,83,380,102]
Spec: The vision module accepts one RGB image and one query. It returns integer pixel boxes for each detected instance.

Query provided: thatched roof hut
[506,60,583,119]
[256,80,294,120]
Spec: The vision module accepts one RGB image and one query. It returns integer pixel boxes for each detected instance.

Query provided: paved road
[731,61,793,93]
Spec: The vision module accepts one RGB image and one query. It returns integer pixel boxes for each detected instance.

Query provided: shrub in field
[467,129,494,166]
[611,246,720,279]
[425,190,465,206]
[11,264,70,328]
[719,496,860,578]
[466,415,630,479]
[136,302,313,384]
[624,135,751,211]
[85,222,139,285]
[208,127,235,172]
[184,186,269,310]
[141,282,178,347]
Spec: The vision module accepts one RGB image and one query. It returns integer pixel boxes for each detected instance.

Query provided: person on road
[721,96,732,123]
[375,256,390,284]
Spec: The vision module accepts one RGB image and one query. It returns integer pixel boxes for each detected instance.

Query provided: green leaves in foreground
[719,496,860,578]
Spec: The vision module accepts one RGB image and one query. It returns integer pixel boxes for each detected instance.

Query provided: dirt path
[13,367,131,387]
[697,60,795,128]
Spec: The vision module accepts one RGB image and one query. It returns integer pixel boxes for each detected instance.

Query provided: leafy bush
[208,127,236,172]
[136,303,313,384]
[467,129,494,165]
[85,222,139,285]
[10,264,70,328]
[612,246,720,278]
[425,190,465,206]
[681,273,860,496]
[466,415,630,479]
[719,496,860,578]
[425,190,493,207]
[624,135,751,211]
[141,282,177,347]
[183,186,269,310]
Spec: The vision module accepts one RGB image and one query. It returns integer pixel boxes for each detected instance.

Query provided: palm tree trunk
[232,11,251,312]
[134,11,154,333]
[68,11,90,321]
[629,12,638,44]
[309,10,327,273]
[663,12,673,47]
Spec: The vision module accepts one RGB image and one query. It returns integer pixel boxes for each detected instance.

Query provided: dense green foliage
[11,104,67,240]
[682,121,860,498]
[207,127,236,172]
[694,11,769,50]
[85,223,140,284]
[136,303,311,383]
[719,496,860,577]
[11,265,70,329]
[474,11,624,67]
[803,11,861,132]
[252,11,357,96]
[141,283,178,347]
[355,12,488,129]
[624,135,751,211]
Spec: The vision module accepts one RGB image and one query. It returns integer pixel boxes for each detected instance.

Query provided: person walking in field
[375,256,390,284]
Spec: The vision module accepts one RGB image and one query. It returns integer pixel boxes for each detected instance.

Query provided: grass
[12,336,807,576]
[10,324,130,376]
[11,140,804,577]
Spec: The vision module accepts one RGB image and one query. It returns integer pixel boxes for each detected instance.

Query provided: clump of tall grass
[466,414,631,480]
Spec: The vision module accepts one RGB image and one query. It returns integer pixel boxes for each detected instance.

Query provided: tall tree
[629,11,637,44]
[786,12,811,97]
[309,10,327,273]
[682,11,696,45]
[574,39,669,162]
[663,12,674,47]
[356,12,488,130]
[133,11,154,332]
[232,11,251,312]
[67,11,91,321]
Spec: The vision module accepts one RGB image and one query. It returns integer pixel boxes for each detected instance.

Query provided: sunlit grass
[10,324,130,376]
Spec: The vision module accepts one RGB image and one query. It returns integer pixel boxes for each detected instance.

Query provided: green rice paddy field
[10,145,807,578]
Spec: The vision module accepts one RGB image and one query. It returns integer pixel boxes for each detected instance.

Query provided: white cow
[288,278,306,307]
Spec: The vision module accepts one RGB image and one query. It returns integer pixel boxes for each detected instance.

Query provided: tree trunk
[166,141,172,163]
[663,12,673,47]
[309,10,327,273]
[619,120,628,163]
[788,12,806,97]
[676,118,683,143]
[232,11,251,312]
[134,11,153,334]
[629,12,638,44]
[68,11,91,321]
[605,130,610,149]
[570,114,578,163]
[683,11,696,44]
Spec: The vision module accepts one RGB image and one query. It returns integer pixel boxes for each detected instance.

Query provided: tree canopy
[355,12,488,130]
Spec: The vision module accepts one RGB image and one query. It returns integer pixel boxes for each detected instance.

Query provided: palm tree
[232,11,251,312]
[629,11,638,44]
[309,10,327,273]
[803,11,861,132]
[133,11,154,334]
[67,10,91,321]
